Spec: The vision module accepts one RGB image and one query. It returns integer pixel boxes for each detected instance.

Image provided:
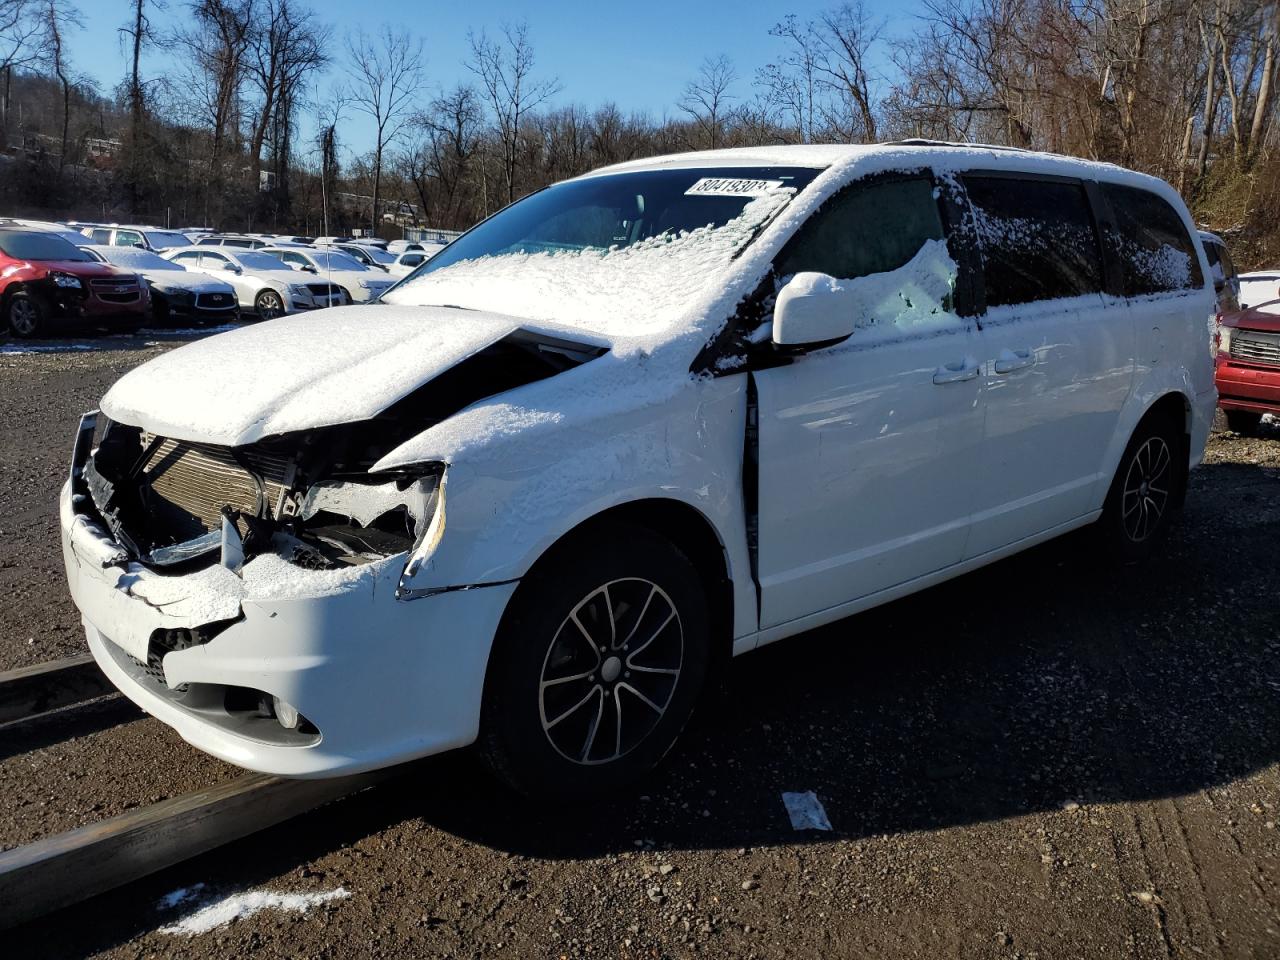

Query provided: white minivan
[62,143,1215,795]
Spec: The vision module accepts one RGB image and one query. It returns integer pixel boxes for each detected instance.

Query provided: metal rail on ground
[0,770,388,930]
[0,654,116,724]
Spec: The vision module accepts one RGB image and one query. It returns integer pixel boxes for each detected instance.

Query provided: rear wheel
[254,289,285,320]
[7,291,46,338]
[1098,414,1184,562]
[1224,409,1263,435]
[479,524,711,798]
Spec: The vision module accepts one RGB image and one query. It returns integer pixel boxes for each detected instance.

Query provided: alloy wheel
[258,291,283,319]
[538,578,684,766]
[10,298,37,336]
[1120,436,1171,542]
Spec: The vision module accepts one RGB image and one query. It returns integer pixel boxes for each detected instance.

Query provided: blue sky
[64,0,923,161]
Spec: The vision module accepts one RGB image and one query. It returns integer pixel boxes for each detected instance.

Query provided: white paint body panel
[755,326,983,627]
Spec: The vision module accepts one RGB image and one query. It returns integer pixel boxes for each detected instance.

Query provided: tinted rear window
[963,176,1104,307]
[0,231,91,261]
[1102,184,1204,295]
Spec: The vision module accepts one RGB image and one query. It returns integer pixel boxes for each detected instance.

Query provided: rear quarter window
[962,175,1104,307]
[1102,184,1204,295]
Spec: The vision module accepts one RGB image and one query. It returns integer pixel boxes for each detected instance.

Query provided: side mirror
[222,263,242,275]
[772,272,859,349]
[302,264,317,274]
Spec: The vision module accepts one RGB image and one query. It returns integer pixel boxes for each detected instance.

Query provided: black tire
[7,290,46,338]
[254,289,285,320]
[1224,409,1263,435]
[479,523,711,798]
[1098,413,1185,563]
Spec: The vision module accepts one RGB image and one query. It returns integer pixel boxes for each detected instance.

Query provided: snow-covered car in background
[316,241,395,272]
[162,246,341,318]
[63,144,1215,796]
[87,245,239,326]
[1238,270,1280,313]
[78,224,193,253]
[1199,230,1240,312]
[195,234,270,250]
[259,246,395,303]
[386,240,423,255]
[386,249,433,278]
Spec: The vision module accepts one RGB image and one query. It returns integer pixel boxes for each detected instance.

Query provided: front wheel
[1098,415,1184,562]
[254,289,285,320]
[479,524,711,798]
[7,291,46,338]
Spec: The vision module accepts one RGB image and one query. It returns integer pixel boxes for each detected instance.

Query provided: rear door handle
[933,357,980,384]
[993,347,1036,374]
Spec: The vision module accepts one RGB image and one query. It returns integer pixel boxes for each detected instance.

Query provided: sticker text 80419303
[684,177,784,198]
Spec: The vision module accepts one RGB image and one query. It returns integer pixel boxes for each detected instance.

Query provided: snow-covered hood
[146,271,234,295]
[101,305,527,446]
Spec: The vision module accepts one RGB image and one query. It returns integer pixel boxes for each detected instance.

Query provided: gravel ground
[2,332,1277,958]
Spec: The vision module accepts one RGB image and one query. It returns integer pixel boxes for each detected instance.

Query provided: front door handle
[993,347,1036,374]
[933,357,980,384]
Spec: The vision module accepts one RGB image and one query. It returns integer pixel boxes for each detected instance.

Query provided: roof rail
[885,138,1032,153]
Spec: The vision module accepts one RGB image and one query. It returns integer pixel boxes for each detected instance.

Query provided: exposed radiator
[141,438,292,532]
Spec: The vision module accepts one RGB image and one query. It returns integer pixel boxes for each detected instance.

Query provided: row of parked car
[0,219,449,337]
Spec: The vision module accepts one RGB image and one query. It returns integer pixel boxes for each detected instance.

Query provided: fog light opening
[271,695,301,730]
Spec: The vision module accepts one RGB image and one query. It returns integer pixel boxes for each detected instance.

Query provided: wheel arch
[503,497,737,668]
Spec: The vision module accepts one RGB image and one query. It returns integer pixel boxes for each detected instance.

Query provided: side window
[280,251,307,268]
[90,228,111,244]
[201,251,229,267]
[962,175,1104,307]
[172,251,201,265]
[115,230,144,248]
[1101,184,1204,295]
[776,175,945,283]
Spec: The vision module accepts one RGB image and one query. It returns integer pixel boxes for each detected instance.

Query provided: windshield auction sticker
[684,177,784,197]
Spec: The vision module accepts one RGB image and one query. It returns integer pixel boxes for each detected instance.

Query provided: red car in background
[1216,304,1280,434]
[0,228,149,338]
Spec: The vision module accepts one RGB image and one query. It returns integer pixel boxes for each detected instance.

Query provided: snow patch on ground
[782,791,833,831]
[1,342,101,353]
[155,883,206,909]
[158,886,350,935]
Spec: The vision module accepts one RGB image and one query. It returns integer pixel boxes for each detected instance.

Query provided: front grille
[1230,329,1280,366]
[306,283,341,296]
[141,438,291,533]
[99,291,141,304]
[195,292,235,309]
[89,278,138,292]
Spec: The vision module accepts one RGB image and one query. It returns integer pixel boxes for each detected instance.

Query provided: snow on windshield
[236,251,291,271]
[382,166,820,338]
[98,246,179,270]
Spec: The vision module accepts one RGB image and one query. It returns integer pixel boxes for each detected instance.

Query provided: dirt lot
[1,333,1277,959]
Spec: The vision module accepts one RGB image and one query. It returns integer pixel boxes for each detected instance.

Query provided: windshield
[310,251,366,271]
[0,230,92,261]
[144,231,191,249]
[383,165,821,336]
[236,251,292,271]
[361,247,396,263]
[98,246,178,270]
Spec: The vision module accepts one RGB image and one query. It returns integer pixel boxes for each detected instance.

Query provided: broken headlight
[282,464,445,571]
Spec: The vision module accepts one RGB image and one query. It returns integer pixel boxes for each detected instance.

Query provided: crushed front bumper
[60,481,516,777]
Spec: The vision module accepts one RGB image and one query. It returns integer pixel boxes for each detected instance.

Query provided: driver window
[776,175,946,283]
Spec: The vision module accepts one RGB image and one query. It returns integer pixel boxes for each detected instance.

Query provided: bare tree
[247,0,328,188]
[40,0,81,172]
[346,25,424,232]
[679,54,738,148]
[467,21,560,205]
[175,0,255,222]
